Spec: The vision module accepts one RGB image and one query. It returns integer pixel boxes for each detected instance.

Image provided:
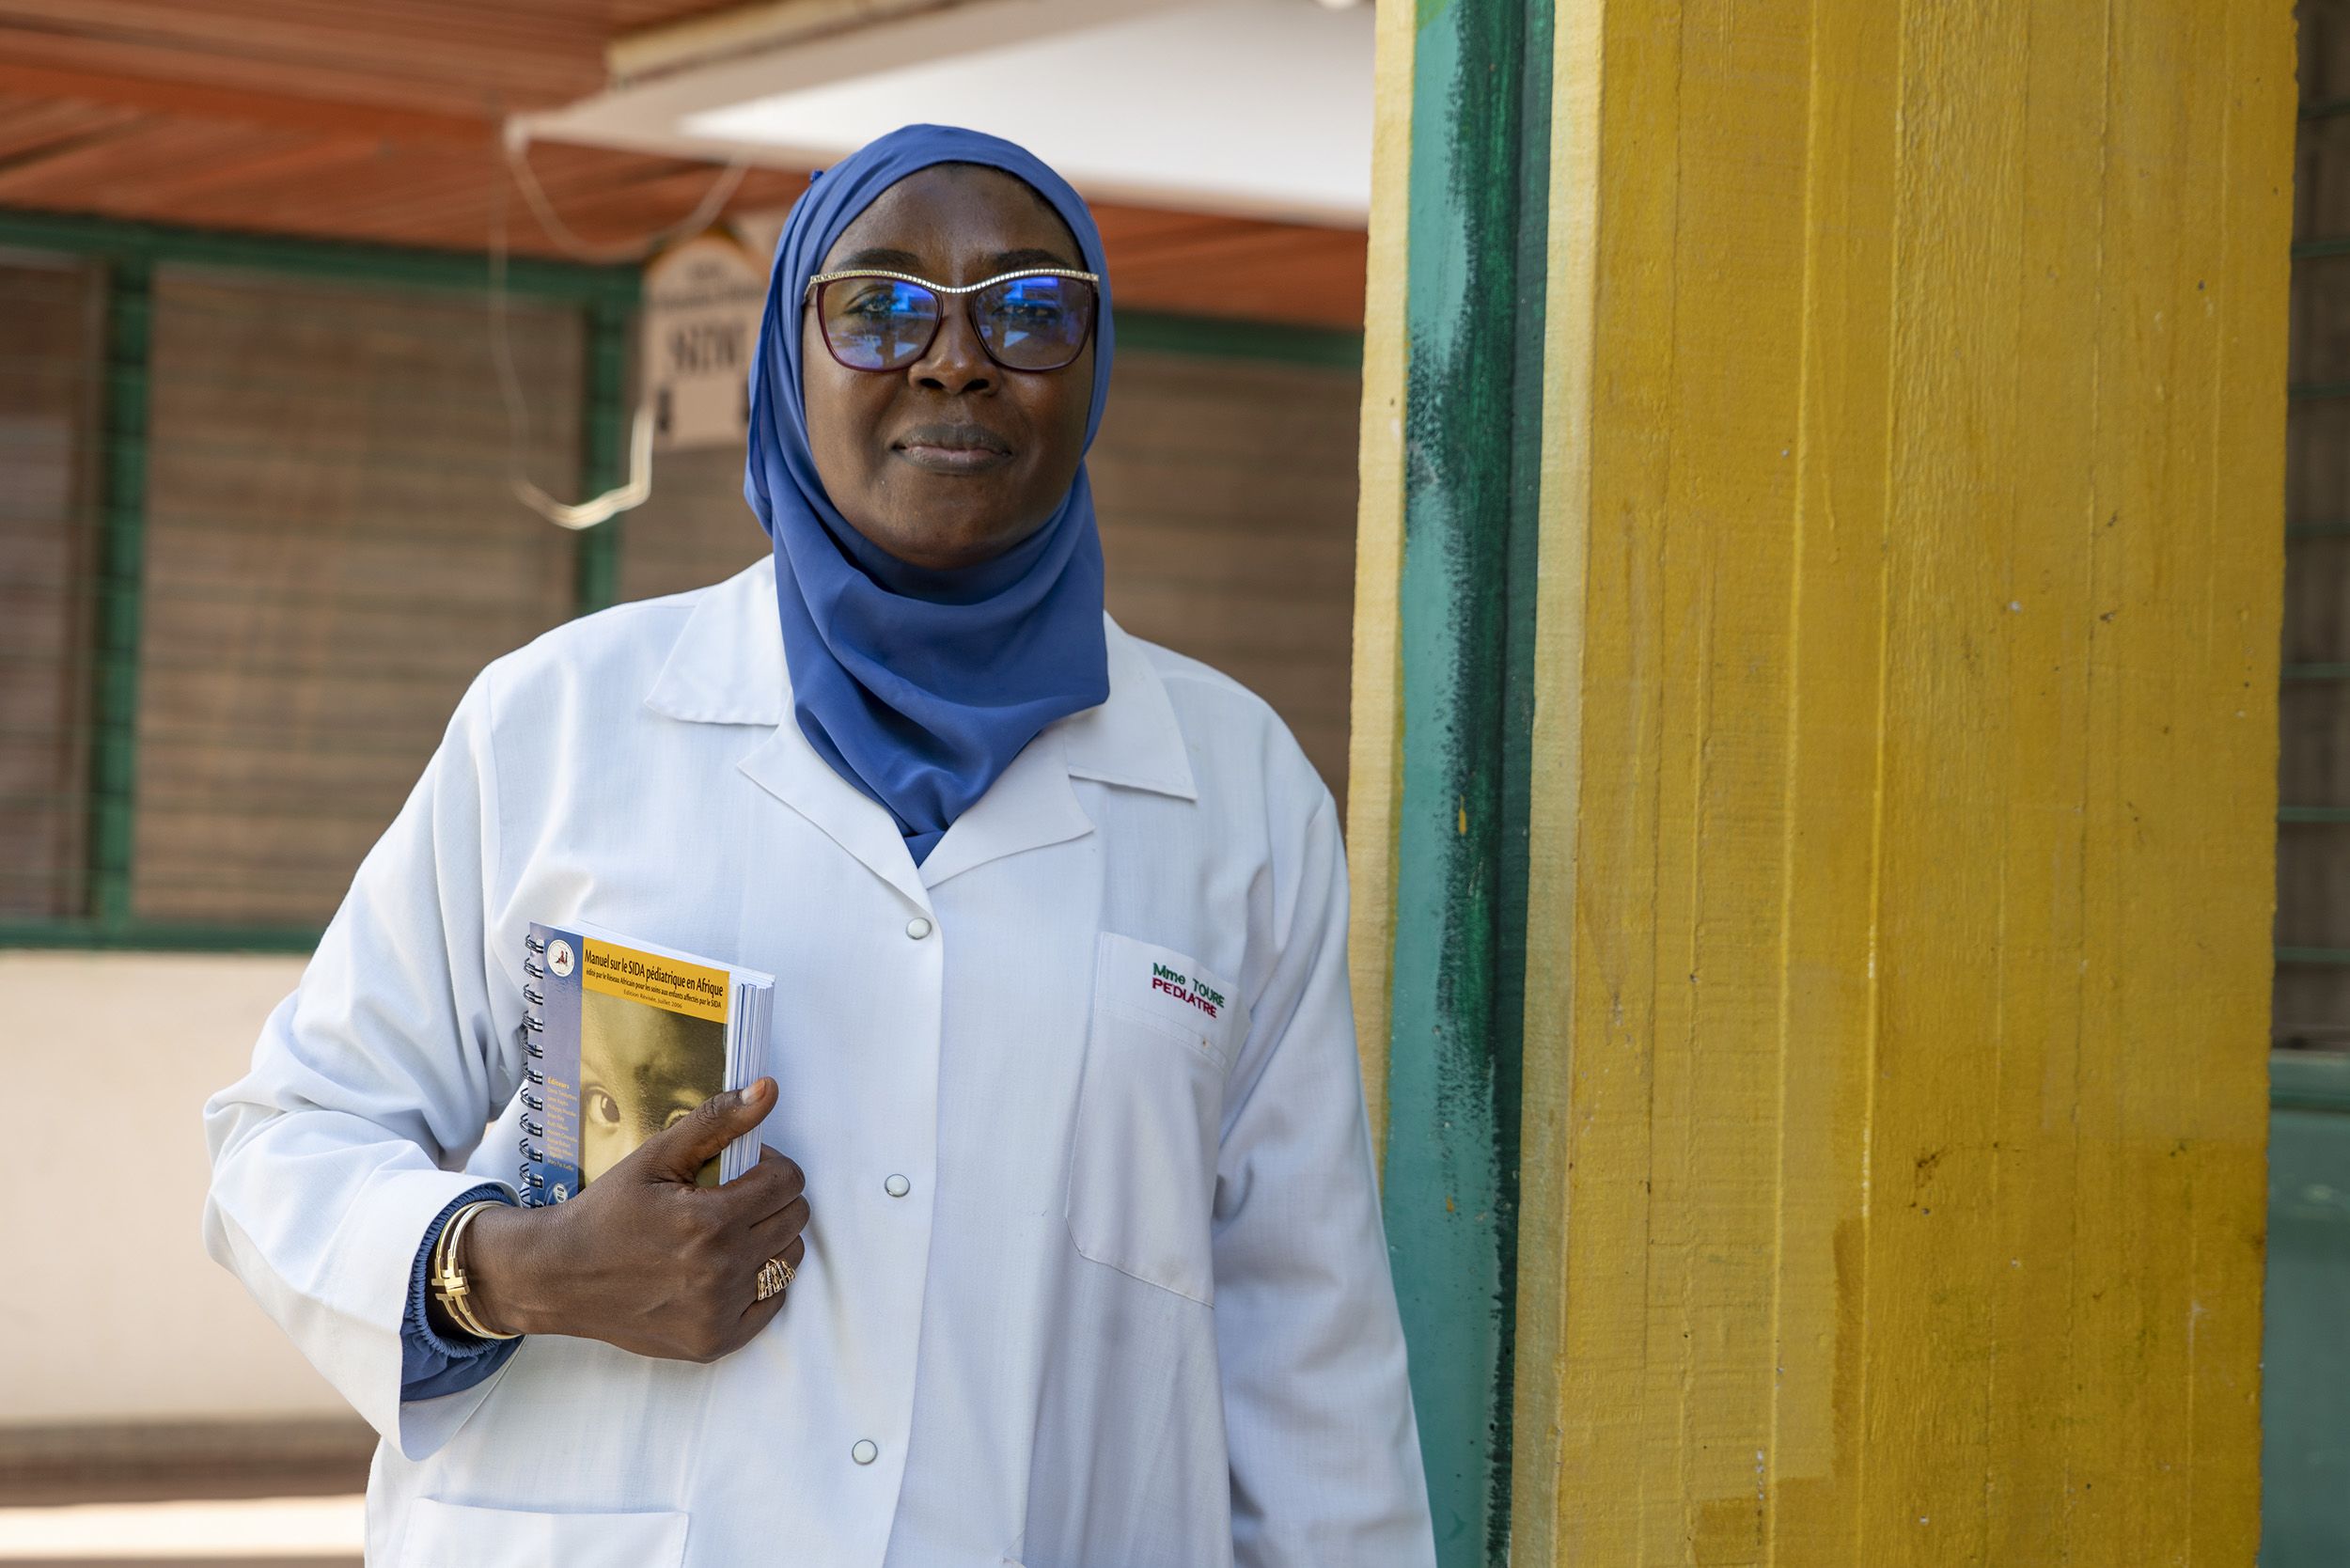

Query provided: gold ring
[755,1256,795,1302]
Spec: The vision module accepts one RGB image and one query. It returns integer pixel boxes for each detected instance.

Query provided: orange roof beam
[0,53,493,149]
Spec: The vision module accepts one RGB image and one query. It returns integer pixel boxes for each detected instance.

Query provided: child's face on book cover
[578,992,727,1186]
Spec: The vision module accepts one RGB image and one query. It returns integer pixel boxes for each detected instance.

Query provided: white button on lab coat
[202,557,1435,1568]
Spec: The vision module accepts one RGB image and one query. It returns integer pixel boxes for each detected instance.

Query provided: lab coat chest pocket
[1065,933,1246,1306]
[398,1499,687,1567]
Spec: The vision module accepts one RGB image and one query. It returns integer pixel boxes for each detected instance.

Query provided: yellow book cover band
[582,940,732,1023]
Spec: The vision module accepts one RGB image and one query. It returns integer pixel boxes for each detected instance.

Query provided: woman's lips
[894,422,1013,476]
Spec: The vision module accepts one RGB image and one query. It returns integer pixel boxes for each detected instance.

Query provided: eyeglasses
[804,267,1101,374]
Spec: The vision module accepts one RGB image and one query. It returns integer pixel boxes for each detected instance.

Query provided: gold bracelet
[438,1201,516,1341]
[431,1200,521,1341]
[430,1201,487,1336]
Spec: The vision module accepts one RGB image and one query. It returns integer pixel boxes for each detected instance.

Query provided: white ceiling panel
[526,0,1374,224]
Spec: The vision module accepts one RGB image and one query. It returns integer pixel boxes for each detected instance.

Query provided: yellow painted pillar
[1503,1,2295,1562]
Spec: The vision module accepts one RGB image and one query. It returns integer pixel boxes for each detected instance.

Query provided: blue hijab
[744,124,1113,864]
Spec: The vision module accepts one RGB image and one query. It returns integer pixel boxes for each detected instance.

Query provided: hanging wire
[487,119,755,531]
[504,118,755,263]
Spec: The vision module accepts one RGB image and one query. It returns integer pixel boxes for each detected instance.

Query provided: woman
[204,124,1434,1567]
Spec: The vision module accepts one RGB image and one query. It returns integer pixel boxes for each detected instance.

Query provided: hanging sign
[641,231,767,453]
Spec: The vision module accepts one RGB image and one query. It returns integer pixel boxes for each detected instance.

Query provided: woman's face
[800,164,1096,572]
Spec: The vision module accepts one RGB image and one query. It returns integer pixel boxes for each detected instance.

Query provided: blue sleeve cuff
[400,1184,523,1403]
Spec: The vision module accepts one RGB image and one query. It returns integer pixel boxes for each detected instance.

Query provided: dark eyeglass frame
[802,266,1103,374]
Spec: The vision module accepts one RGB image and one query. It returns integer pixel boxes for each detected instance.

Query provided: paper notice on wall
[642,232,767,452]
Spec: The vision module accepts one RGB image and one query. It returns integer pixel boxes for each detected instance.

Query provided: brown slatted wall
[2280,0,2350,1052]
[613,345,1363,807]
[131,270,583,926]
[614,441,764,605]
[1089,351,1359,805]
[0,256,100,918]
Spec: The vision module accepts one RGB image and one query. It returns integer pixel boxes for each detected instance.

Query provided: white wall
[0,951,351,1424]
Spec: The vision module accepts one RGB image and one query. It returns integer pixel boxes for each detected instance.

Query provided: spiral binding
[518,932,550,1205]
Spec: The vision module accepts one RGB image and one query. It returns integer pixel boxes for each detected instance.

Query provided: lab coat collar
[643,558,1197,902]
[1058,625,1198,805]
[733,721,936,909]
[640,559,791,729]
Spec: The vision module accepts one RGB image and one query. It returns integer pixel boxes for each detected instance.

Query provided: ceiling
[543,0,1375,226]
[0,0,1369,328]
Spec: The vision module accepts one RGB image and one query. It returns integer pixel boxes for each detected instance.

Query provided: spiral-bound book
[517,921,775,1205]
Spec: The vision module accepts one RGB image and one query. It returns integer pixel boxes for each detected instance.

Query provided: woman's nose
[910,302,995,394]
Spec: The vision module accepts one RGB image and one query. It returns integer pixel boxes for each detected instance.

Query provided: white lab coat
[202,557,1435,1568]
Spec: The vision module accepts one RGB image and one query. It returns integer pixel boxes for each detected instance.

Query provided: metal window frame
[1118,311,1365,369]
[0,210,638,953]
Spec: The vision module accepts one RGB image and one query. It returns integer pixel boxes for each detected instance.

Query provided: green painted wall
[1379,1,1552,1561]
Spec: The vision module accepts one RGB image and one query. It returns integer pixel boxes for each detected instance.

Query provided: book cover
[523,921,771,1203]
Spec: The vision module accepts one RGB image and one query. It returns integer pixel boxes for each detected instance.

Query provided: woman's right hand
[462,1077,809,1362]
